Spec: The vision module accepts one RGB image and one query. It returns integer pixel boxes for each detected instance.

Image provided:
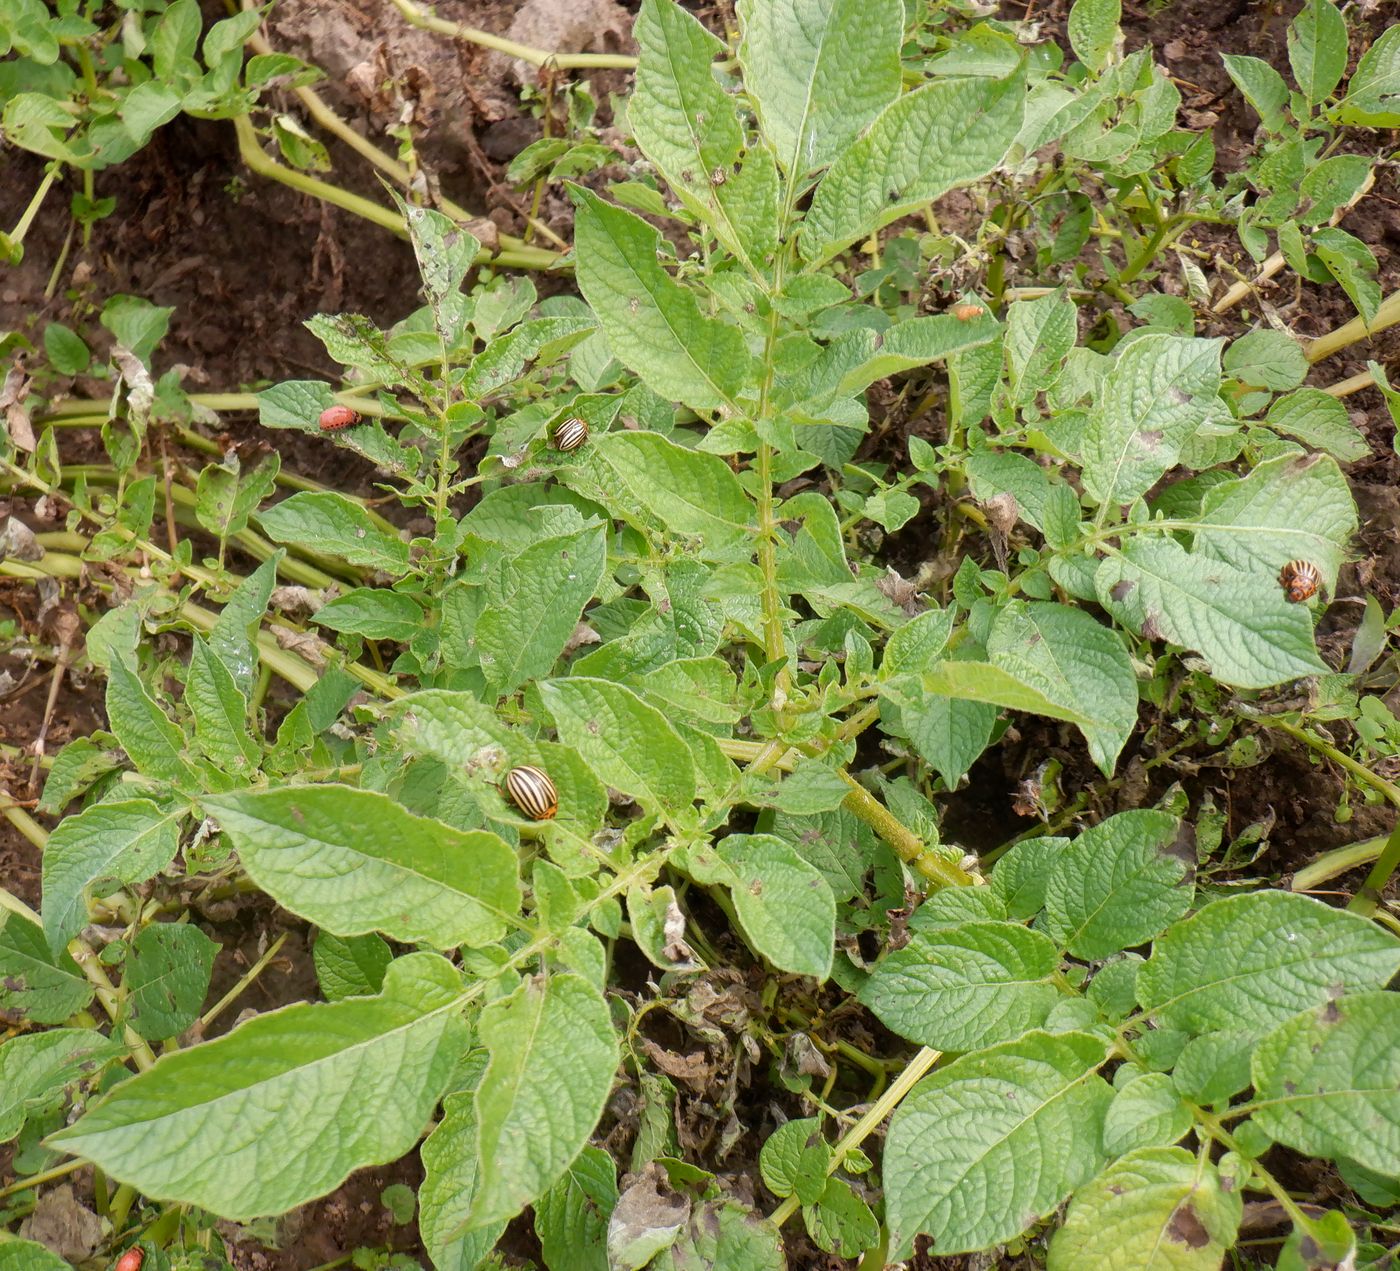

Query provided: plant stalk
[768,1045,942,1229]
[389,0,637,68]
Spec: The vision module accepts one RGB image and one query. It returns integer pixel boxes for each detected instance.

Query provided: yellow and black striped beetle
[503,765,559,820]
[551,416,589,453]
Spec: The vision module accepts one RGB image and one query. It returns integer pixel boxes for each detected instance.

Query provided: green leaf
[313,931,392,1002]
[830,312,1002,398]
[569,185,755,411]
[0,1028,122,1143]
[463,316,594,397]
[106,658,196,784]
[1096,537,1326,689]
[1006,290,1077,405]
[1041,810,1193,960]
[396,198,479,346]
[43,322,90,375]
[1081,335,1223,507]
[800,68,1026,266]
[477,525,607,696]
[1223,53,1289,131]
[539,677,697,815]
[119,81,182,146]
[127,922,219,1041]
[203,786,522,949]
[860,920,1061,1050]
[1337,24,1400,127]
[1101,1073,1193,1155]
[0,1239,72,1271]
[759,1117,829,1204]
[737,0,903,178]
[42,798,183,956]
[0,913,94,1025]
[1190,452,1355,591]
[580,432,755,558]
[420,1093,508,1271]
[186,636,259,772]
[769,757,851,815]
[718,834,835,979]
[195,452,280,542]
[881,607,954,678]
[1265,387,1369,462]
[534,1145,618,1271]
[770,806,877,903]
[629,0,777,270]
[152,0,201,81]
[986,600,1139,775]
[884,1031,1112,1257]
[1137,891,1400,1034]
[886,673,997,790]
[202,9,261,65]
[1252,992,1400,1177]
[1067,0,1121,72]
[256,492,409,572]
[1223,328,1308,390]
[922,660,1096,729]
[313,588,424,642]
[1288,0,1348,108]
[211,555,278,696]
[100,295,174,364]
[468,973,619,1228]
[1311,227,1380,324]
[1172,1030,1257,1104]
[2,92,82,164]
[1048,1147,1242,1271]
[803,1177,879,1258]
[49,953,469,1220]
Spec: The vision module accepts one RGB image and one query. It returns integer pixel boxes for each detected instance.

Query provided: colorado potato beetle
[114,1249,145,1271]
[318,405,361,431]
[552,416,589,453]
[504,765,559,820]
[1279,559,1321,603]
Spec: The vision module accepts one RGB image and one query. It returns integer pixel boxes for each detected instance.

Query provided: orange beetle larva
[114,1249,145,1271]
[952,303,987,321]
[318,405,361,431]
[1279,559,1321,603]
[504,765,559,820]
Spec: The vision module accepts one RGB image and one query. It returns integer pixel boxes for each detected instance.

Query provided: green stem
[199,932,288,1030]
[8,165,62,248]
[389,0,637,67]
[1265,718,1400,914]
[768,1045,942,1229]
[232,115,560,270]
[1291,832,1391,893]
[839,775,976,889]
[715,737,978,889]
[1305,288,1400,364]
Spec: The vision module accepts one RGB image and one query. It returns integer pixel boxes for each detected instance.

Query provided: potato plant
[3,0,1400,1268]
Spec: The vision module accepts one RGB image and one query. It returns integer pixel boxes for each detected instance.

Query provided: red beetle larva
[318,405,361,432]
[114,1249,145,1271]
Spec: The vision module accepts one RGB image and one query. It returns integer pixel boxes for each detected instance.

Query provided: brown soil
[2,0,1397,1267]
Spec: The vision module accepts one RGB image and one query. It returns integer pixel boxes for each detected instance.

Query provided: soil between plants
[1,0,1397,1266]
